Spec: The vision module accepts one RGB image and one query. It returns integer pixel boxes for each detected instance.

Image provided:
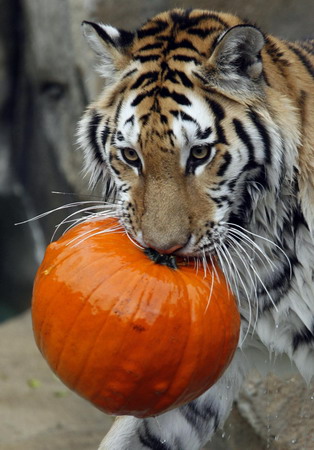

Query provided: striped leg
[98,350,248,450]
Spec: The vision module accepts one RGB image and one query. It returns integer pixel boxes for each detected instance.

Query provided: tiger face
[77,9,314,449]
[78,9,298,258]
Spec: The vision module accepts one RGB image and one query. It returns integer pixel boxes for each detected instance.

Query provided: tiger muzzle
[140,178,190,254]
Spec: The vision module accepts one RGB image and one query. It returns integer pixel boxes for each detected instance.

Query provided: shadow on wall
[0,0,313,321]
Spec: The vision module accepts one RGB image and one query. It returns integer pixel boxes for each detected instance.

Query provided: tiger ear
[207,25,265,94]
[82,21,134,81]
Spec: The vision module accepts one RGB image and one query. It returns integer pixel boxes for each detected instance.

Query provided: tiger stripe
[287,43,314,78]
[87,111,104,163]
[159,87,191,105]
[137,22,168,40]
[293,323,314,351]
[181,401,219,433]
[130,72,159,89]
[79,9,314,450]
[138,422,172,450]
[233,119,259,170]
[134,54,161,63]
[217,151,232,177]
[248,110,272,164]
[100,119,110,149]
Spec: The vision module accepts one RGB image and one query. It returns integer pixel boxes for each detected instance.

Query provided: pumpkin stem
[144,248,178,270]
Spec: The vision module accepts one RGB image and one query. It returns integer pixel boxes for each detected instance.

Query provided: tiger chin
[77,8,314,450]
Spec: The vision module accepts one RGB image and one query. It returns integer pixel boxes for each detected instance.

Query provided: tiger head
[78,9,299,257]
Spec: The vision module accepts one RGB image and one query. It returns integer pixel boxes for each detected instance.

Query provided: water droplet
[310,395,314,400]
[160,440,166,444]
[221,432,226,438]
[291,439,297,444]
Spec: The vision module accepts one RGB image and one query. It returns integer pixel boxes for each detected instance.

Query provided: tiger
[77,8,314,450]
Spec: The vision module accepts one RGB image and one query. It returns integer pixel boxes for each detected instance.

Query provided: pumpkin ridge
[148,271,193,414]
[49,250,127,374]
[209,292,232,381]
[33,247,82,346]
[87,265,169,411]
[104,277,159,414]
[206,292,227,385]
[178,288,211,403]
[208,280,239,380]
[100,262,190,416]
[59,262,132,390]
[169,280,204,408]
[215,286,239,370]
[34,233,121,344]
[75,271,145,398]
[172,269,226,405]
[53,293,93,374]
[166,267,216,407]
[134,299,185,413]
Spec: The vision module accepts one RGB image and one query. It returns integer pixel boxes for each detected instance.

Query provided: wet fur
[77,9,314,449]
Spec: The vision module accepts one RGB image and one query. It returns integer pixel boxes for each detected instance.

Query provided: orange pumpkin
[32,218,240,418]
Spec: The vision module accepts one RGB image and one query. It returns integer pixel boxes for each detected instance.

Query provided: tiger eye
[121,148,141,166]
[190,145,211,160]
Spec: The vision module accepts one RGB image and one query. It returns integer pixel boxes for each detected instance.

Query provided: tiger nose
[148,243,184,255]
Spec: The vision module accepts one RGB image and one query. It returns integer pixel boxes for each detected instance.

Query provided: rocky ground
[0,312,112,450]
[1,312,313,450]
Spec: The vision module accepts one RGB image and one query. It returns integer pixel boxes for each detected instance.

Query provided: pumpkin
[32,218,240,418]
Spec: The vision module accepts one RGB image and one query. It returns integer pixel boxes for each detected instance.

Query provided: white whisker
[124,229,145,250]
[221,240,254,344]
[227,228,277,272]
[194,256,200,274]
[214,244,232,291]
[51,206,117,241]
[233,245,279,313]
[225,235,259,302]
[205,266,215,314]
[69,226,124,248]
[213,245,230,290]
[215,242,240,306]
[202,249,208,278]
[224,222,292,277]
[15,200,113,226]
[65,227,101,247]
[226,229,278,310]
[51,190,104,200]
[209,254,220,282]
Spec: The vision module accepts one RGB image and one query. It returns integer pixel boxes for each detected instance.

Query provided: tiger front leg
[98,351,248,450]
